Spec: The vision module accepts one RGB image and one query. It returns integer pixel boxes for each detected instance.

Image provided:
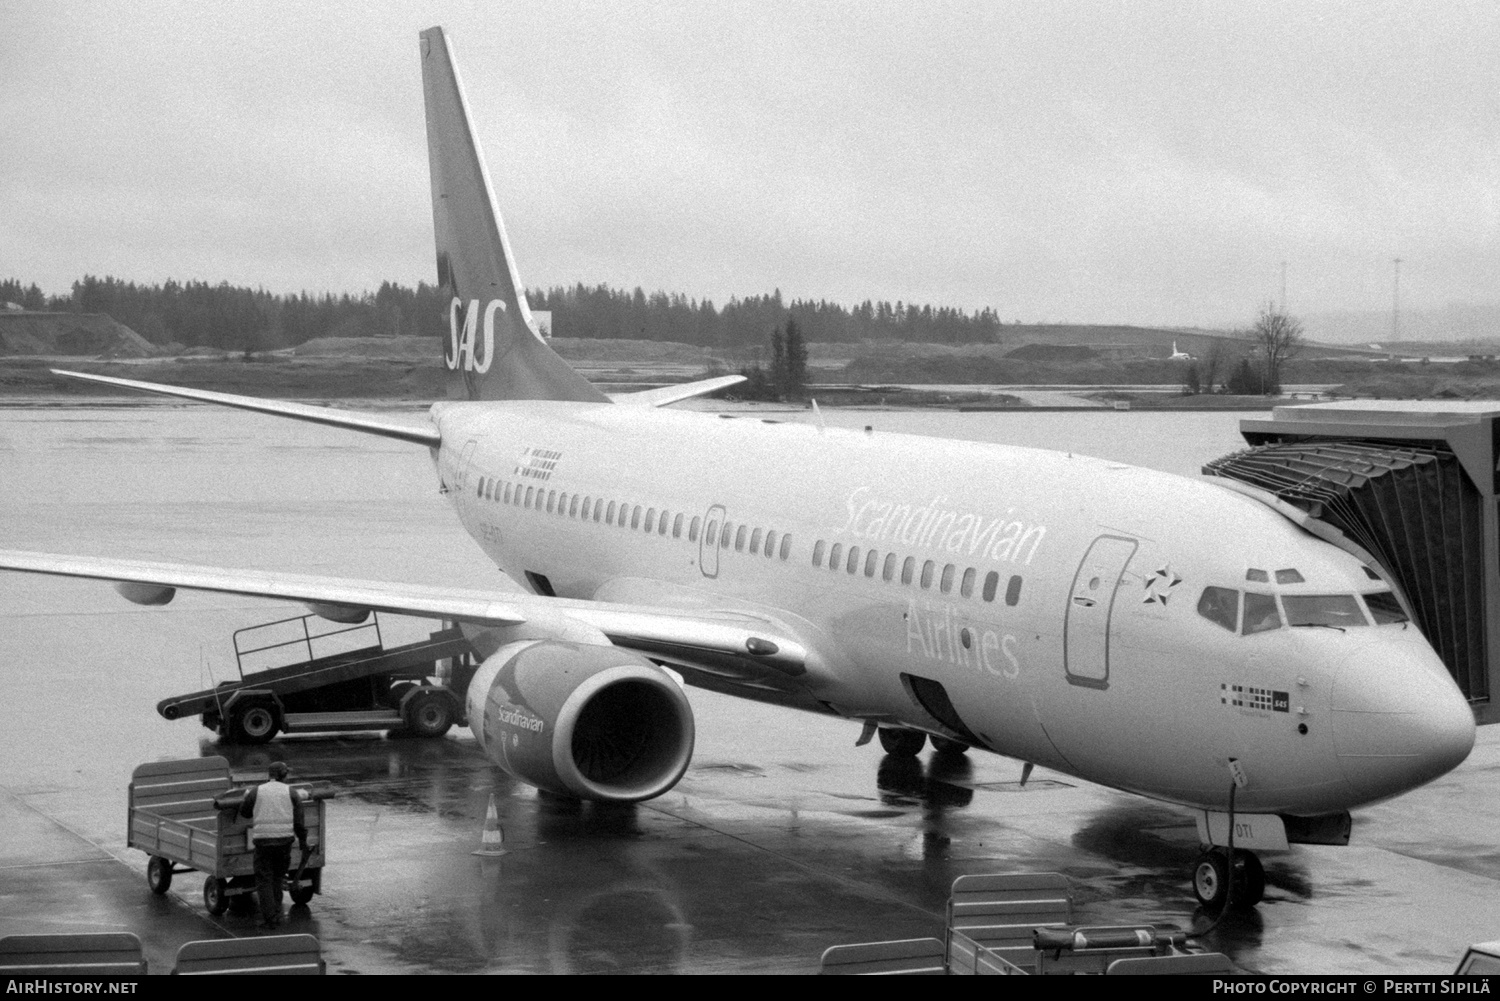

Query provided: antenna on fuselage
[810,398,826,434]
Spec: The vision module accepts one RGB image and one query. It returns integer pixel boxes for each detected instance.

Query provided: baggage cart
[127,756,332,915]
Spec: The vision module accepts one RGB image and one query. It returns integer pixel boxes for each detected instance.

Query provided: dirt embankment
[0,312,159,358]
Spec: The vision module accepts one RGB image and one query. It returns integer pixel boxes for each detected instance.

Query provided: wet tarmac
[2,402,1498,974]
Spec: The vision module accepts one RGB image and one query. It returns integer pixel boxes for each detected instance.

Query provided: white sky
[2,1,1496,327]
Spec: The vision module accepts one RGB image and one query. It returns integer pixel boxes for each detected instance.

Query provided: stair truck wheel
[404,689,455,738]
[227,699,280,744]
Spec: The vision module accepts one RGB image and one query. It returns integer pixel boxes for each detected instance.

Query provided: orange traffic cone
[473,793,506,856]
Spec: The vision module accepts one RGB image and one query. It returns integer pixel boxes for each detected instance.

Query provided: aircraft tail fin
[420,27,607,404]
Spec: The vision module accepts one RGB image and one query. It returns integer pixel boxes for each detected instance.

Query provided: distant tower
[1392,258,1402,341]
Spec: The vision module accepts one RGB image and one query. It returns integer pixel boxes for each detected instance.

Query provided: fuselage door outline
[700,504,725,578]
[1063,534,1138,690]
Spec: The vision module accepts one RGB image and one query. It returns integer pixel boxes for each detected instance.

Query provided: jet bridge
[1203,401,1500,724]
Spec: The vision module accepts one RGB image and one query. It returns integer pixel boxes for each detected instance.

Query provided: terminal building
[1206,401,1500,724]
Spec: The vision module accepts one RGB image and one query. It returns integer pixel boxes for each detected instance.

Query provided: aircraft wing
[609,374,746,408]
[0,550,812,680]
[49,370,442,447]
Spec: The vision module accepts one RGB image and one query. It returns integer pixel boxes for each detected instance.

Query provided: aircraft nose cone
[1331,638,1475,804]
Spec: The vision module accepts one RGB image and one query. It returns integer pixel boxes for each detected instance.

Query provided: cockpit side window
[1283,594,1368,628]
[1363,591,1409,625]
[1242,592,1282,635]
[1197,586,1240,632]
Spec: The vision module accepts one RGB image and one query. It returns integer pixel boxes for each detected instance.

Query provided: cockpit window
[1197,586,1240,632]
[1242,592,1281,635]
[1246,569,1269,583]
[1363,591,1409,625]
[1275,568,1305,584]
[1283,594,1368,628]
[1362,566,1382,581]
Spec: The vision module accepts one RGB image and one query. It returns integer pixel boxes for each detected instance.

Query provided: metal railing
[232,613,383,679]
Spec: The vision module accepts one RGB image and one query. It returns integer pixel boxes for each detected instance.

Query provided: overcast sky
[3,1,1496,327]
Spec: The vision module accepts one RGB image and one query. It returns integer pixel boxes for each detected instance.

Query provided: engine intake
[467,640,694,802]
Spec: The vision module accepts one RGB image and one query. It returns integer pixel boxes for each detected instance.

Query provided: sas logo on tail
[446,297,549,372]
[446,298,502,373]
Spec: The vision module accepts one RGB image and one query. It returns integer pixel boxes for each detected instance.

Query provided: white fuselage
[430,399,1475,817]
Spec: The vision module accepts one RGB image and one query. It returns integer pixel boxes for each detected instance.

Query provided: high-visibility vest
[251,781,296,842]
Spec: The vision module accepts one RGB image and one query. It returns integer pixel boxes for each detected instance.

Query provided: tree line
[2,276,1004,352]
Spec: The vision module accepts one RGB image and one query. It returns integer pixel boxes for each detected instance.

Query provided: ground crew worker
[237,761,308,928]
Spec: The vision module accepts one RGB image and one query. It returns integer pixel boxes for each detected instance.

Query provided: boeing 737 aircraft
[0,27,1476,909]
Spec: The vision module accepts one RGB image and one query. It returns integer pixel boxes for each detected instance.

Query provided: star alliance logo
[1142,565,1183,605]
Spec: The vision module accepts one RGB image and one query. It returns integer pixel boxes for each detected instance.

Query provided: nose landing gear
[1192,847,1265,909]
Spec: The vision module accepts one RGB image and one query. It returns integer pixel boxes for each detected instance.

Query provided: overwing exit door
[1063,535,1137,689]
[700,504,725,578]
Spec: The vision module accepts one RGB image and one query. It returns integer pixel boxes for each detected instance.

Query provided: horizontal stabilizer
[610,375,747,408]
[50,370,442,446]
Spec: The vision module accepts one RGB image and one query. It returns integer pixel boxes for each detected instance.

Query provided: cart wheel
[405,691,454,738]
[146,856,173,894]
[228,701,279,744]
[203,876,229,916]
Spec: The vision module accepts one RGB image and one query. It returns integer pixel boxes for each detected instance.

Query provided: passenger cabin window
[920,560,935,589]
[1363,591,1408,624]
[673,514,684,538]
[569,495,580,518]
[504,483,513,503]
[940,564,955,594]
[525,486,535,508]
[812,540,826,567]
[689,516,700,541]
[644,508,656,532]
[750,528,763,554]
[659,512,669,536]
[721,521,733,549]
[982,571,999,602]
[631,505,642,529]
[846,546,860,574]
[829,543,843,570]
[901,557,915,585]
[1005,575,1023,606]
[1283,594,1368,628]
[736,526,748,551]
[1242,592,1281,635]
[779,535,792,560]
[763,531,776,557]
[864,550,878,577]
[961,567,976,598]
[1197,586,1240,632]
[606,501,617,524]
[706,520,718,546]
[883,553,897,581]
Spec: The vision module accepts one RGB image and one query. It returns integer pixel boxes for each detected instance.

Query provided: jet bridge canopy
[1204,401,1500,723]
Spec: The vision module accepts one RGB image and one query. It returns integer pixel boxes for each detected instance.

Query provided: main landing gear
[1192,846,1265,909]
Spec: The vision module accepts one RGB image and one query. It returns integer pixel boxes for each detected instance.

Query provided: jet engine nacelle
[467,640,695,802]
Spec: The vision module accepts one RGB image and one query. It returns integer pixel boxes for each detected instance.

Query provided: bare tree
[1199,338,1230,393]
[1252,303,1304,394]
